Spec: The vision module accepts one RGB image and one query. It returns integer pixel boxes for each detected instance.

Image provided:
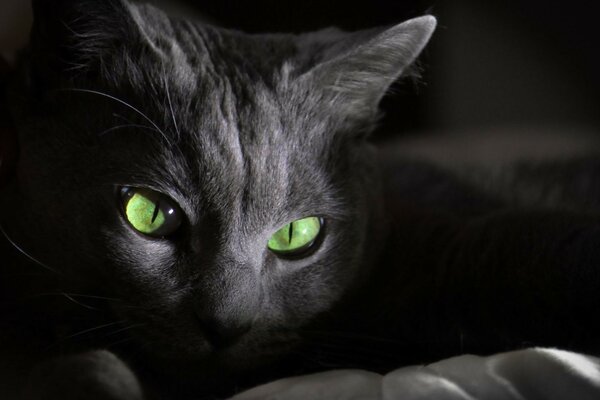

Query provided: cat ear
[29,0,139,81]
[306,16,437,120]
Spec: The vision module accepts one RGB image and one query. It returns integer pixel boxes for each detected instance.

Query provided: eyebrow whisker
[97,123,156,137]
[163,73,181,139]
[61,88,172,146]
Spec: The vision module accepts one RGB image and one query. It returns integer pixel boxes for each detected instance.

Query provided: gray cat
[2,0,600,399]
[0,0,434,398]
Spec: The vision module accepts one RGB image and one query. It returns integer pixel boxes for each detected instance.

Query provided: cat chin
[133,336,298,381]
[116,315,293,363]
[127,322,301,376]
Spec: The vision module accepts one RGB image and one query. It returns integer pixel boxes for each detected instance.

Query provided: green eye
[268,217,323,257]
[120,187,182,237]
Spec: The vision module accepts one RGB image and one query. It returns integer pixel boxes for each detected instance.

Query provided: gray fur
[25,351,144,400]
[0,0,436,396]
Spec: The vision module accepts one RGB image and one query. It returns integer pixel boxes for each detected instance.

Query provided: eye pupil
[151,201,160,223]
[267,217,322,257]
[121,187,182,238]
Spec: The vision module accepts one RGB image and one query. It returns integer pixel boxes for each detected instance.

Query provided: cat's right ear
[302,16,437,124]
[29,0,138,84]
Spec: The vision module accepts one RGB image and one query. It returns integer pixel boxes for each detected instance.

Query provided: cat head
[1,0,435,372]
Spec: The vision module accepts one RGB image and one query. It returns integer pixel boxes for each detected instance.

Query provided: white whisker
[97,123,156,137]
[164,75,181,139]
[63,320,125,341]
[62,88,172,146]
[105,323,145,337]
[64,293,125,302]
[0,222,62,275]
[61,292,100,311]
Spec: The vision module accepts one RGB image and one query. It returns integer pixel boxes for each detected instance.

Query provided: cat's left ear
[306,16,437,121]
[29,0,140,83]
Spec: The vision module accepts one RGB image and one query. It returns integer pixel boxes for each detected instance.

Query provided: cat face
[1,0,435,371]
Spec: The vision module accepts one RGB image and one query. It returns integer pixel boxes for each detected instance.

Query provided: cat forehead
[37,6,340,204]
[123,40,333,164]
[124,75,339,231]
[24,1,437,180]
[102,16,339,213]
[150,71,334,203]
[106,12,338,154]
[27,1,437,151]
[109,5,333,136]
[124,5,302,88]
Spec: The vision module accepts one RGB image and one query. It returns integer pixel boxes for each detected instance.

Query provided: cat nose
[191,258,259,348]
[195,313,253,349]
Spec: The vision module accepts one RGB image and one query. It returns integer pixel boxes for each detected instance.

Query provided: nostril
[196,314,252,349]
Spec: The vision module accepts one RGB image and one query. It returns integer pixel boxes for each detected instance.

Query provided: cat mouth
[115,308,299,369]
[128,326,299,381]
[110,295,303,374]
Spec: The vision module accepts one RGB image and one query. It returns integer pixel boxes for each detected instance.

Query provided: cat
[0,0,436,397]
[1,0,600,399]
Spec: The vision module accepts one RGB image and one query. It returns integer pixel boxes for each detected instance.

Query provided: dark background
[183,0,600,140]
[2,0,598,140]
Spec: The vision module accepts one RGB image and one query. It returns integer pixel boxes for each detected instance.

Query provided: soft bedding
[231,348,600,400]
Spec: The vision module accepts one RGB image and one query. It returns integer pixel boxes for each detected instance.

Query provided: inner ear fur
[304,15,437,121]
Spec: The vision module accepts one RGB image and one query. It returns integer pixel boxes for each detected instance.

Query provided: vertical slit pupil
[288,222,294,244]
[151,201,161,223]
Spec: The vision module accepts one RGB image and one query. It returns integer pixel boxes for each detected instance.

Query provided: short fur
[2,1,600,399]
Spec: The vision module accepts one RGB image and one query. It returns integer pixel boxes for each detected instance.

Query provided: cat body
[1,1,600,399]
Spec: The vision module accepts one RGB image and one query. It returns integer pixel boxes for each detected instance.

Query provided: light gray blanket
[232,348,600,400]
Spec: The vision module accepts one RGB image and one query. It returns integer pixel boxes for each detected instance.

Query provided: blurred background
[185,0,600,141]
[1,0,598,141]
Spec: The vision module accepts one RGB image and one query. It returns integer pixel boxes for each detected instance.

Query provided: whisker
[105,323,145,337]
[19,292,150,314]
[112,112,134,124]
[62,293,125,302]
[110,113,161,135]
[0,222,62,275]
[163,74,181,139]
[97,123,156,137]
[61,88,172,146]
[20,292,124,303]
[62,321,125,341]
[61,292,100,311]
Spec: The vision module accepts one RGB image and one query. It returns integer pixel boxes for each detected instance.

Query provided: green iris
[268,217,322,256]
[121,187,182,237]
